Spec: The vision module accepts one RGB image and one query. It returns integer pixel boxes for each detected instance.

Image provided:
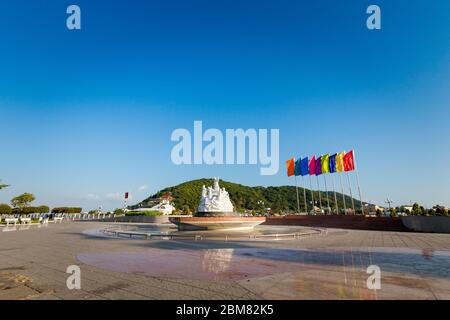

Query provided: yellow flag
[321,154,330,174]
[336,151,345,172]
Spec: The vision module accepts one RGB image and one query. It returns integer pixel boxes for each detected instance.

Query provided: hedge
[51,207,83,214]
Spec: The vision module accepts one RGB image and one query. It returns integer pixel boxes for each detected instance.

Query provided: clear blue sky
[0,0,449,211]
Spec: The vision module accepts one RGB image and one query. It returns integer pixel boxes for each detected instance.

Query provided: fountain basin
[169,216,266,231]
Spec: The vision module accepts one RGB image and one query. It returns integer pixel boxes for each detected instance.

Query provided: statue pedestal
[195,211,240,217]
[169,216,266,231]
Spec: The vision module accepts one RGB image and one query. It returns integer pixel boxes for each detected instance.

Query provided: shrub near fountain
[169,178,265,231]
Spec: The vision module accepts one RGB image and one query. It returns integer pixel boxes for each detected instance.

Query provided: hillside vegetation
[135,178,361,214]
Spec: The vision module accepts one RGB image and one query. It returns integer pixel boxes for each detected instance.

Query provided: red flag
[308,156,316,175]
[286,158,295,177]
[125,192,129,199]
[343,150,355,171]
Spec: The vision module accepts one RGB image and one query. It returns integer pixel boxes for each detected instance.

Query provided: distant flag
[309,156,316,175]
[125,192,129,199]
[286,158,295,177]
[329,154,337,173]
[344,150,355,172]
[315,156,322,176]
[321,154,330,174]
[336,151,345,172]
[294,158,302,176]
[300,157,309,176]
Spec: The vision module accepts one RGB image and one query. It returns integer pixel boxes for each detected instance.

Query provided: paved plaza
[0,222,449,300]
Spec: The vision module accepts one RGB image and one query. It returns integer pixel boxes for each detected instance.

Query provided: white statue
[197,178,234,213]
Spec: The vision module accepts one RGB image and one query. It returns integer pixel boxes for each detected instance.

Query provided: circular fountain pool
[96,223,325,241]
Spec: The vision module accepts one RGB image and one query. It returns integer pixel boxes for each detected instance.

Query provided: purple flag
[315,156,322,175]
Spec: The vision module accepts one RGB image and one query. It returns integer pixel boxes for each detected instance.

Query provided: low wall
[401,216,450,233]
[93,215,173,224]
[264,215,409,232]
[89,214,428,233]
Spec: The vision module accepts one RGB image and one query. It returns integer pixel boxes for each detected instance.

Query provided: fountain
[170,178,265,231]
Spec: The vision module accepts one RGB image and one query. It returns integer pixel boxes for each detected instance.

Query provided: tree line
[0,188,82,215]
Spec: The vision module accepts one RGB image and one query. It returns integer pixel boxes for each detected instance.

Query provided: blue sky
[0,0,449,211]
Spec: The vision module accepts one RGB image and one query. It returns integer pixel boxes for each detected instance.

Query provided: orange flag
[336,151,345,172]
[286,158,295,177]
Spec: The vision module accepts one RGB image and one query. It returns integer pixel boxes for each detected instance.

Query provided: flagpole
[294,175,300,215]
[309,175,314,215]
[353,151,365,215]
[332,174,338,214]
[323,175,330,214]
[355,171,364,215]
[347,173,356,213]
[339,173,347,215]
[302,175,307,214]
[316,175,323,213]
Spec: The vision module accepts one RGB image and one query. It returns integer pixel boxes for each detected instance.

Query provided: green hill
[133,178,362,214]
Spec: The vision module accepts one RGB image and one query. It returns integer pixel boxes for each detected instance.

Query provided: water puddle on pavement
[77,247,450,281]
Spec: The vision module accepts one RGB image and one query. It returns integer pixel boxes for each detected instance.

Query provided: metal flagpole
[353,151,365,215]
[309,175,314,215]
[339,174,347,215]
[323,175,330,214]
[294,175,300,215]
[332,174,338,214]
[355,170,364,215]
[302,175,307,214]
[316,175,323,213]
[346,173,356,213]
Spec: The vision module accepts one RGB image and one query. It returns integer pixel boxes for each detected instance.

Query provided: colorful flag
[286,158,295,177]
[300,157,309,176]
[329,154,337,173]
[344,150,355,172]
[315,156,322,175]
[308,156,316,175]
[294,158,301,176]
[336,151,345,172]
[321,154,330,174]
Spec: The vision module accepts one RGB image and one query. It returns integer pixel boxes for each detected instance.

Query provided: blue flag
[294,158,301,176]
[300,157,309,176]
[329,153,337,173]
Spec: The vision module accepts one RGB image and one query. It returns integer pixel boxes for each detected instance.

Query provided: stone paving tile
[378,273,437,300]
[1,222,450,299]
[0,285,38,300]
